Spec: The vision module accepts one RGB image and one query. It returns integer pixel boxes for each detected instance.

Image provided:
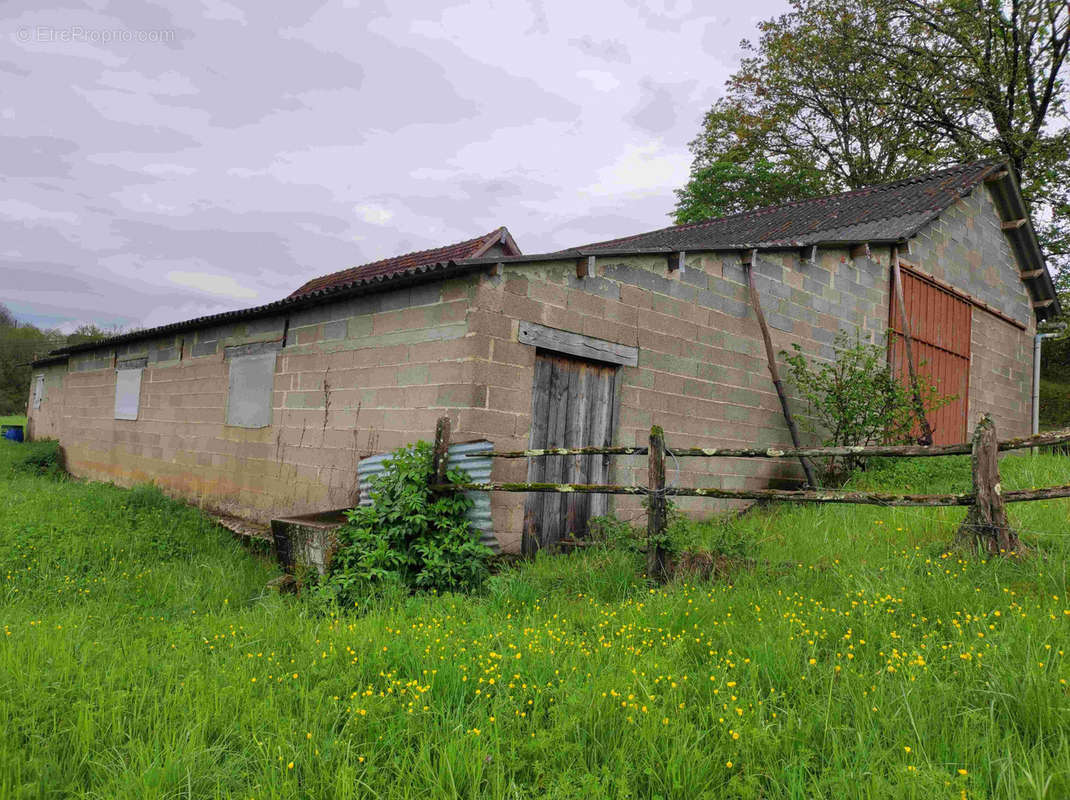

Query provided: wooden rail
[435,415,1067,578]
[465,426,1070,460]
[431,481,1070,507]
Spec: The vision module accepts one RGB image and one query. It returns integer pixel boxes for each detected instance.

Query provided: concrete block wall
[463,246,892,547]
[30,281,491,524]
[24,362,67,440]
[911,185,1034,437]
[910,185,1032,327]
[968,308,1033,438]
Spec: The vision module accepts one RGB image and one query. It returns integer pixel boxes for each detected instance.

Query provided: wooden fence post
[431,416,451,491]
[647,425,669,582]
[957,414,1023,555]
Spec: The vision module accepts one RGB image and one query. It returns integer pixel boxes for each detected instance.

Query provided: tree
[0,305,115,415]
[677,0,1070,281]
[880,0,1069,268]
[675,0,953,222]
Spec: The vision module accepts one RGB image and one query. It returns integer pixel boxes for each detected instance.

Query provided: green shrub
[318,441,493,605]
[782,329,952,482]
[8,439,65,480]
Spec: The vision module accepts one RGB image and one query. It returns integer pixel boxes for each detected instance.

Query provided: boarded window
[114,368,143,420]
[226,351,277,428]
[32,374,45,410]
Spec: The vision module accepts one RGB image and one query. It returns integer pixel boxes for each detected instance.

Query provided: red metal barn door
[523,352,618,553]
[889,268,971,445]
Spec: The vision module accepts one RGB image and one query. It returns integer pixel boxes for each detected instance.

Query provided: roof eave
[50,259,491,358]
[982,166,1061,321]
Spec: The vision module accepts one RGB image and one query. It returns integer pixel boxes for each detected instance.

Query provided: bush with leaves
[782,329,952,481]
[318,441,492,605]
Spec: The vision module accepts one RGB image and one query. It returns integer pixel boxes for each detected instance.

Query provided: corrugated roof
[575,160,1003,252]
[289,227,520,298]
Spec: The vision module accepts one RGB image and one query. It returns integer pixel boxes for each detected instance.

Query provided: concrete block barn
[27,160,1060,553]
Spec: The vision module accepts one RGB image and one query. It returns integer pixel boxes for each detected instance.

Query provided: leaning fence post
[957,414,1022,556]
[431,416,451,491]
[647,425,669,582]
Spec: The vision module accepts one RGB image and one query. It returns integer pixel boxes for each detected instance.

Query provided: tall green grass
[0,439,1067,798]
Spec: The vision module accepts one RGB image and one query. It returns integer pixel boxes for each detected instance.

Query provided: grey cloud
[627,78,698,134]
[0,60,30,76]
[1,136,79,179]
[569,36,631,64]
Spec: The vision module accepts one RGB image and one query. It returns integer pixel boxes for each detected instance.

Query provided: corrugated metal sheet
[357,441,497,552]
[890,268,971,444]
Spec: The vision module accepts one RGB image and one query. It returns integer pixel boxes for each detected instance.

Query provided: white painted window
[32,374,44,410]
[226,351,276,428]
[114,368,143,420]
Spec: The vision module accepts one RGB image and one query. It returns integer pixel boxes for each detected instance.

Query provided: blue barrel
[1,425,24,443]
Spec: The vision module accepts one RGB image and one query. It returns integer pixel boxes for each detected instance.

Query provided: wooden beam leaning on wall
[891,245,936,446]
[741,248,818,487]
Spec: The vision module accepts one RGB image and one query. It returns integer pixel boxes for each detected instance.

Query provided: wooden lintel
[1020,268,1045,280]
[849,242,871,260]
[985,169,1010,182]
[741,248,757,266]
[517,320,638,367]
[1001,218,1028,230]
[576,255,594,279]
[667,251,686,273]
[1032,298,1055,309]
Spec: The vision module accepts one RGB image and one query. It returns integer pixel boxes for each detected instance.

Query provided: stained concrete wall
[25,362,67,440]
[30,281,486,524]
[461,246,892,548]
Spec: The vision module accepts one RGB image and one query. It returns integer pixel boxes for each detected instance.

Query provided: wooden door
[523,351,618,553]
[889,268,971,445]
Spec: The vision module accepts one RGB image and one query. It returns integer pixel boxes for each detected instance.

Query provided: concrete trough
[270,509,348,575]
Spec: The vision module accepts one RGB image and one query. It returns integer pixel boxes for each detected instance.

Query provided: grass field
[0,415,26,428]
[0,440,1068,799]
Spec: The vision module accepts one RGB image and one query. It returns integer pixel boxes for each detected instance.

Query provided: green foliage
[7,439,65,480]
[782,330,952,479]
[1,438,1070,797]
[674,158,826,225]
[320,441,492,603]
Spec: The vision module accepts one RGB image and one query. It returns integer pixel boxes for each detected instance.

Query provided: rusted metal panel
[889,268,971,444]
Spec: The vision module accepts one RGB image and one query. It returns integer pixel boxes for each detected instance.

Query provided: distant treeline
[0,303,114,415]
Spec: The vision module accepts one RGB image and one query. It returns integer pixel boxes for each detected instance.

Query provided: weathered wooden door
[523,351,618,553]
[889,267,971,445]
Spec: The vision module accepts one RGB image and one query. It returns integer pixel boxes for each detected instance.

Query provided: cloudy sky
[2,0,790,332]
